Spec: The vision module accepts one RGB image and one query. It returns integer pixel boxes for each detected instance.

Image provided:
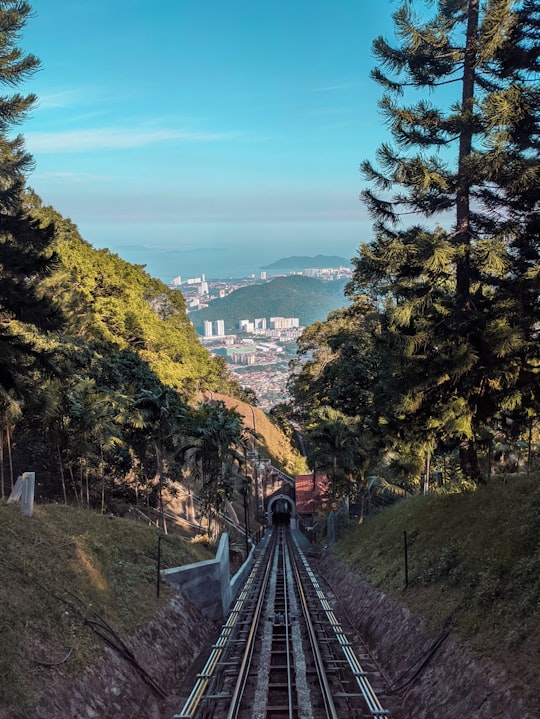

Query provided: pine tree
[0,2,62,395]
[348,0,539,481]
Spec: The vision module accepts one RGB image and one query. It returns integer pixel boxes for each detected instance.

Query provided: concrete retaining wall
[162,533,255,620]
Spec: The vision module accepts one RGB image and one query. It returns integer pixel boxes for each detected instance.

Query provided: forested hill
[191,275,349,334]
[30,195,238,397]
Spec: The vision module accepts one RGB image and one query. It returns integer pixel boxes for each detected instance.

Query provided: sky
[19,1,399,281]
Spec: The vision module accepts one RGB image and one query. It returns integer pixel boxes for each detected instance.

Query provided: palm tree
[129,386,186,532]
[304,406,368,500]
[179,400,256,534]
[38,379,72,504]
[0,388,23,497]
[62,378,124,509]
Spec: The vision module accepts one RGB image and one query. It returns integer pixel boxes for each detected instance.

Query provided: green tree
[61,378,124,509]
[289,300,384,420]
[179,400,255,531]
[303,406,368,499]
[130,386,186,532]
[348,0,539,481]
[0,387,22,496]
[0,4,62,397]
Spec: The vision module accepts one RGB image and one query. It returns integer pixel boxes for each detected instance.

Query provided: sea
[79,220,367,284]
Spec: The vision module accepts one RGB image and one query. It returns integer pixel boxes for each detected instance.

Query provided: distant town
[169,264,352,410]
[196,304,304,411]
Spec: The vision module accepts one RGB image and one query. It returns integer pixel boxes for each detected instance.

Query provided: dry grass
[333,472,540,715]
[0,502,212,712]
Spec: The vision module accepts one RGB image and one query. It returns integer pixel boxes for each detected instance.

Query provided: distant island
[261,255,350,271]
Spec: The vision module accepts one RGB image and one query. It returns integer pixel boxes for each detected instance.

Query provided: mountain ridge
[261,254,350,270]
[191,275,349,333]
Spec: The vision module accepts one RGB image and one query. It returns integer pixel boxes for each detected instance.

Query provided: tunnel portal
[267,494,295,527]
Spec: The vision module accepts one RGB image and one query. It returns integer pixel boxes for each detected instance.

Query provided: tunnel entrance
[267,494,295,527]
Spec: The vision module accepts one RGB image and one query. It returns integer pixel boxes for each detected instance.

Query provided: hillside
[200,391,308,478]
[191,275,349,333]
[32,198,235,396]
[332,473,540,716]
[0,503,213,713]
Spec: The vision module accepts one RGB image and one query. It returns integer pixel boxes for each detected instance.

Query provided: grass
[333,472,540,715]
[0,502,213,713]
[4,472,539,714]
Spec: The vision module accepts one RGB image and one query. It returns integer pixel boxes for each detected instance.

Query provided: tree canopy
[291,0,539,486]
[0,2,63,398]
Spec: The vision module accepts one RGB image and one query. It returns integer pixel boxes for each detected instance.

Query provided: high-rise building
[203,320,213,338]
[270,316,300,329]
[171,276,182,286]
[215,319,225,336]
[260,271,267,280]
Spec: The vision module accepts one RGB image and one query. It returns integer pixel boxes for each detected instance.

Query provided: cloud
[309,82,356,93]
[31,170,116,183]
[35,91,82,109]
[25,126,242,153]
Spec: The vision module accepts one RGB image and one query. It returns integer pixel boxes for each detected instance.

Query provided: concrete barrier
[162,533,255,620]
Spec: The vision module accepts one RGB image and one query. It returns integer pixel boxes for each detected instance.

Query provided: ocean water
[78,220,368,283]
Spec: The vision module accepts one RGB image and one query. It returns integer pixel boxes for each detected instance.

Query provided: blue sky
[20,1,399,280]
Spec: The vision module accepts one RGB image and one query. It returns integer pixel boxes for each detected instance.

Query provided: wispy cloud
[35,90,82,109]
[25,126,242,153]
[32,170,116,183]
[309,82,356,93]
[304,106,354,117]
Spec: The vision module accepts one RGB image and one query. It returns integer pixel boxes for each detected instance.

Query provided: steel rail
[293,540,390,718]
[225,530,276,719]
[276,528,295,718]
[289,535,340,719]
[175,526,390,719]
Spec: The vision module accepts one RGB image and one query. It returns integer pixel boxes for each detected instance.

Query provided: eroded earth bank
[1,550,537,719]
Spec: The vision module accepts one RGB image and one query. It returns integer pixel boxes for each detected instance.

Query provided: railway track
[174,526,391,719]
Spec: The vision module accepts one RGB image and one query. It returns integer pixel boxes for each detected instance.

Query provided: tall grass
[0,503,212,711]
[333,472,540,713]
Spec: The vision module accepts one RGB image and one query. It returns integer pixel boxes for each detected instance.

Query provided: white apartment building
[239,319,255,333]
[203,320,213,338]
[270,317,300,329]
[214,319,225,336]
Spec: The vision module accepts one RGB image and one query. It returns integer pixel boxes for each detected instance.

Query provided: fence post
[403,530,409,588]
[156,534,162,598]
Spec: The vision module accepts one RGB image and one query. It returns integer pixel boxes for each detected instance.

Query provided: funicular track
[174,527,390,719]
